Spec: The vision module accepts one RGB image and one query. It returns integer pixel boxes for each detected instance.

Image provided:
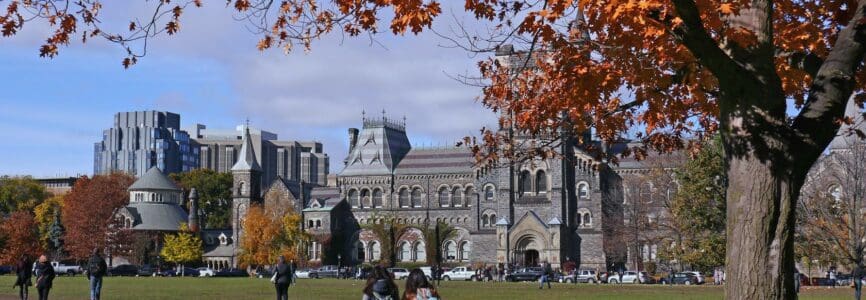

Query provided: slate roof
[395,147,475,175]
[128,167,182,191]
[340,118,411,176]
[202,229,234,258]
[120,202,187,231]
[231,126,262,171]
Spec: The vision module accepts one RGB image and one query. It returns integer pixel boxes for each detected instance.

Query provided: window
[238,182,246,196]
[536,171,547,194]
[482,215,489,227]
[490,214,496,226]
[308,220,314,228]
[452,187,463,207]
[349,190,360,208]
[361,189,371,208]
[372,189,383,208]
[485,186,495,201]
[370,241,381,261]
[444,241,457,261]
[583,212,592,226]
[399,188,410,208]
[577,182,590,199]
[411,188,422,208]
[315,220,322,228]
[465,187,476,207]
[414,242,426,262]
[459,241,471,262]
[399,242,411,262]
[438,187,451,207]
[519,171,532,195]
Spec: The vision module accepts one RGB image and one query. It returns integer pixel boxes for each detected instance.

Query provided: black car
[670,273,699,285]
[316,265,340,278]
[109,264,139,277]
[506,267,545,282]
[0,266,12,275]
[137,265,158,277]
[214,268,248,277]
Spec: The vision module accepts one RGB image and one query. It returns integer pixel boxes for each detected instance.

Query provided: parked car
[419,267,433,279]
[0,266,13,275]
[162,267,200,277]
[197,267,215,277]
[670,273,699,285]
[137,265,158,277]
[607,271,650,284]
[599,271,610,283]
[214,268,248,277]
[109,264,139,277]
[683,271,705,284]
[51,262,82,276]
[562,269,599,283]
[798,274,811,286]
[442,267,476,281]
[388,268,410,280]
[316,265,340,278]
[296,268,317,279]
[506,267,544,282]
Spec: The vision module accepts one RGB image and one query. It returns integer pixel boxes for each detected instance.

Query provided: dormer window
[219,233,228,245]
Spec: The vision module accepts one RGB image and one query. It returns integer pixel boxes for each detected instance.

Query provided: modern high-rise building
[186,124,329,189]
[93,111,198,176]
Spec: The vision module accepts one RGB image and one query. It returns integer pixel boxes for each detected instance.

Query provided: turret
[188,188,199,233]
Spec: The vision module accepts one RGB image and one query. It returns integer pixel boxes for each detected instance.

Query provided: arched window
[361,189,371,208]
[465,187,476,207]
[485,185,495,201]
[482,215,489,227]
[452,187,463,207]
[150,193,155,202]
[411,188,423,207]
[370,241,381,261]
[308,220,314,228]
[372,189,383,208]
[399,188,410,208]
[238,182,246,196]
[536,170,547,194]
[348,190,360,208]
[490,214,496,226]
[577,213,583,226]
[577,182,590,199]
[519,170,532,195]
[399,241,411,262]
[357,242,366,262]
[438,187,451,207]
[444,241,457,261]
[315,220,322,228]
[414,242,426,262]
[459,241,471,262]
[583,212,592,226]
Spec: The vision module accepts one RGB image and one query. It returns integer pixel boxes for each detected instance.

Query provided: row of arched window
[577,209,593,227]
[480,210,498,228]
[349,185,496,209]
[436,186,475,208]
[519,170,548,195]
[132,192,178,203]
[357,240,471,263]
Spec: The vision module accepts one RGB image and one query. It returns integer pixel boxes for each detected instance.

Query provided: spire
[231,124,262,171]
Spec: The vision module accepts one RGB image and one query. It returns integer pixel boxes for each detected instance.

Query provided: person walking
[86,248,107,300]
[539,261,552,289]
[794,268,801,294]
[13,254,32,300]
[854,266,863,300]
[272,256,293,300]
[402,269,439,300]
[433,265,441,286]
[362,266,399,300]
[830,268,838,288]
[34,255,55,300]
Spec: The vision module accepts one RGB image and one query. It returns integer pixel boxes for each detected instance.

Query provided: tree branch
[667,0,741,83]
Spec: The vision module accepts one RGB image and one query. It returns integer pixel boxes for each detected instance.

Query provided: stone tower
[231,124,262,267]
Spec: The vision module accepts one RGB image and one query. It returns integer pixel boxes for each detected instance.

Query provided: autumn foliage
[239,205,308,267]
[62,173,135,260]
[161,223,203,267]
[0,211,42,265]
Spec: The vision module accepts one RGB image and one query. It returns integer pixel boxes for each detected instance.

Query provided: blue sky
[0,2,498,177]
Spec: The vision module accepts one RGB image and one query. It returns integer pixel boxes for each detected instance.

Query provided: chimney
[348,128,359,152]
[188,188,199,233]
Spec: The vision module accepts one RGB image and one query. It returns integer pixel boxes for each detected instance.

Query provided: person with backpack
[362,266,399,300]
[403,269,439,300]
[87,248,107,300]
[13,254,32,300]
[271,256,293,300]
[34,255,55,300]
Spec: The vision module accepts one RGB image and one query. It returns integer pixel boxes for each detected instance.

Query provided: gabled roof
[340,118,411,176]
[119,202,187,231]
[128,167,181,191]
[231,126,262,172]
[513,211,548,229]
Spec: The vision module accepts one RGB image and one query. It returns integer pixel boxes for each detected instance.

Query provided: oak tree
[161,223,203,272]
[239,204,308,267]
[61,173,134,259]
[0,176,48,215]
[0,211,42,265]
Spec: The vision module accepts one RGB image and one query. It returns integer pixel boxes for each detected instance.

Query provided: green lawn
[0,275,854,299]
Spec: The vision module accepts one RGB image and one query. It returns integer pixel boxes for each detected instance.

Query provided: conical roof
[231,125,262,171]
[128,167,182,191]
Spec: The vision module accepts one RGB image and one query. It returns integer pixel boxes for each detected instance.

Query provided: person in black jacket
[273,256,293,300]
[34,255,55,300]
[13,254,32,300]
[87,248,108,300]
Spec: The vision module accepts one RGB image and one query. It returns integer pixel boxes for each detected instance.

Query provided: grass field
[0,275,855,299]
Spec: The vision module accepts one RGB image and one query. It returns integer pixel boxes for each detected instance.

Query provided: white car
[196,267,215,277]
[442,267,476,281]
[608,271,650,284]
[684,271,705,284]
[295,269,314,279]
[388,268,410,280]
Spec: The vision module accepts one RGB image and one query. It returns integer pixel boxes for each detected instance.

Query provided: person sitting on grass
[363,266,399,300]
[403,269,439,300]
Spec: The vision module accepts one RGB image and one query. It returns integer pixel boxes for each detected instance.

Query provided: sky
[0,2,499,177]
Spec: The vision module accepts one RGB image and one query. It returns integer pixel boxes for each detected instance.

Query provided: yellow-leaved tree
[160,223,203,273]
[240,205,308,268]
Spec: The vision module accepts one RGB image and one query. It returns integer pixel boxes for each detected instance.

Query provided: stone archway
[514,234,543,267]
